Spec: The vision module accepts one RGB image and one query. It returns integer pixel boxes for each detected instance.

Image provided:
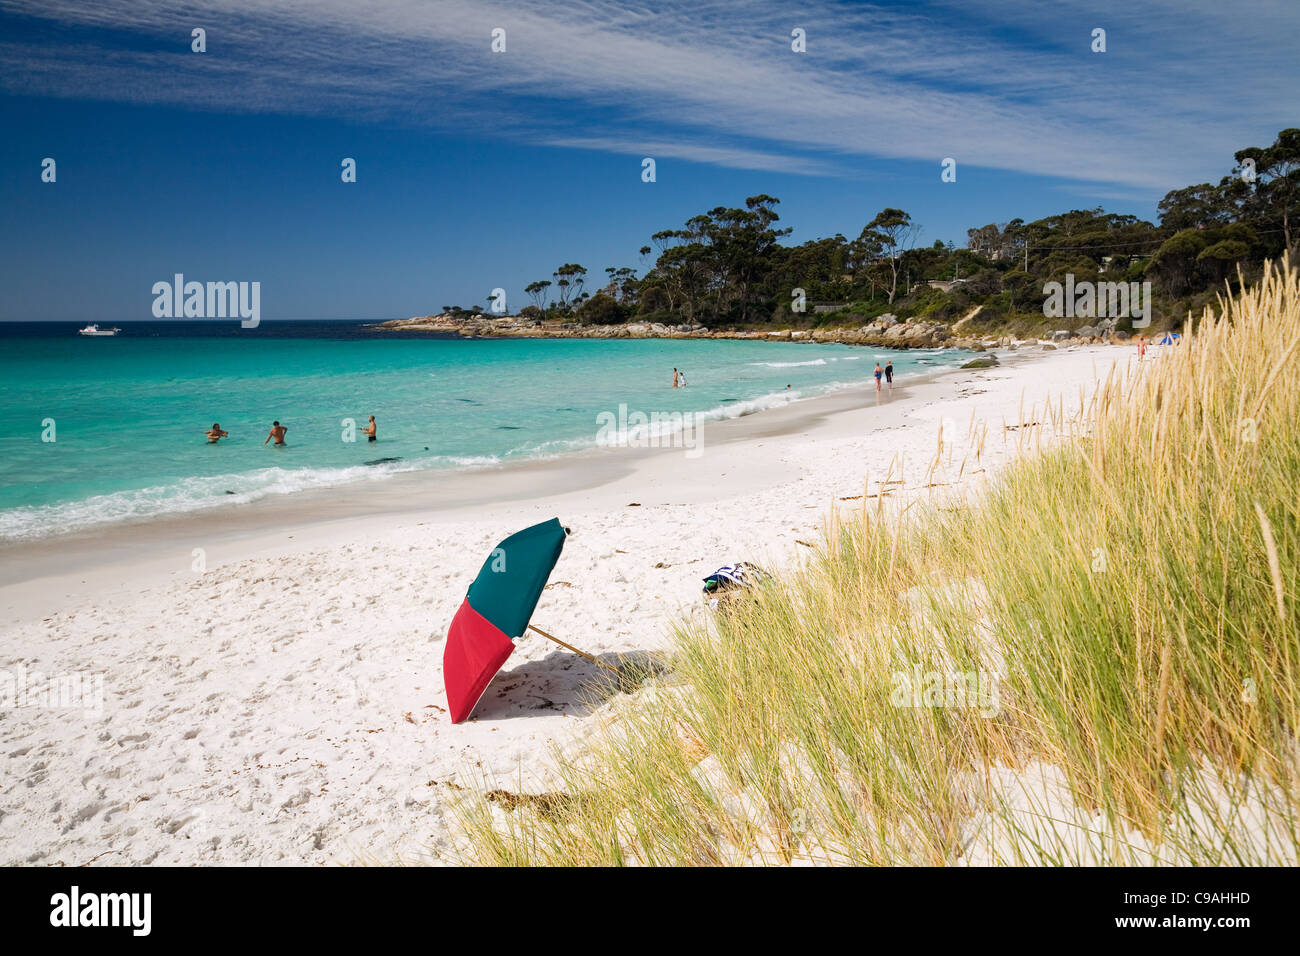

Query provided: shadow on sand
[468,649,668,722]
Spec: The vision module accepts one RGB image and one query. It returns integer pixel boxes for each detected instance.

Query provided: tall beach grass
[456,260,1300,865]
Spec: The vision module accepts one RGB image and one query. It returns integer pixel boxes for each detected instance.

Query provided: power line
[1012,225,1291,255]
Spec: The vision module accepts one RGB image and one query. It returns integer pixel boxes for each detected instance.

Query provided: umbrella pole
[527,625,620,673]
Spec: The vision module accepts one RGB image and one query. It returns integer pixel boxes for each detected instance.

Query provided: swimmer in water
[204,423,229,443]
[264,421,288,446]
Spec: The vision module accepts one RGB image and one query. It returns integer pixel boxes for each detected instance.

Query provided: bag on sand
[702,563,767,606]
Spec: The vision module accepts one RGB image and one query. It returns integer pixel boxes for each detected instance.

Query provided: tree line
[479,128,1298,330]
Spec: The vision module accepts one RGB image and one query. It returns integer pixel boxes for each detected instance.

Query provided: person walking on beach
[874,362,883,394]
[1137,335,1147,361]
[204,423,228,443]
[885,360,894,389]
[264,421,288,446]
[361,415,377,443]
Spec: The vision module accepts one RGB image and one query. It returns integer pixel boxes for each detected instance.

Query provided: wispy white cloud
[1,0,1295,192]
[544,136,844,177]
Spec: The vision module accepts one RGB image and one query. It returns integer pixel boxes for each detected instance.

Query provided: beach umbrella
[443,517,615,723]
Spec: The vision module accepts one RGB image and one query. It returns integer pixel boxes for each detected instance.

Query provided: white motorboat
[78,324,121,336]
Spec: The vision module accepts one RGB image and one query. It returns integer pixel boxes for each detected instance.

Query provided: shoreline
[0,337,982,554]
[0,351,1001,610]
[373,313,1127,352]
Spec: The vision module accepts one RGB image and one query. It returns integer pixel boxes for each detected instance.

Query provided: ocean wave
[748,358,828,368]
[0,462,419,542]
[473,391,812,461]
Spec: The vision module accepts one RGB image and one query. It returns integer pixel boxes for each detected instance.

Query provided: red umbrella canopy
[443,518,568,723]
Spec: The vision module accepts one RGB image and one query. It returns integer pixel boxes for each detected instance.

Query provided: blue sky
[1,0,1297,322]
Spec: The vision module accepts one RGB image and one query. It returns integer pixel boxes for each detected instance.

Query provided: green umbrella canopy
[465,517,568,640]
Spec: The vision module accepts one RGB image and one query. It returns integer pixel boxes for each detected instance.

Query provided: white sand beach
[0,343,1130,866]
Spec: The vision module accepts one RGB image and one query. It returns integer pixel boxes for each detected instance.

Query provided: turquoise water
[0,323,971,541]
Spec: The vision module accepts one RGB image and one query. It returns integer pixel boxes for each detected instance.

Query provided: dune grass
[455,259,1300,865]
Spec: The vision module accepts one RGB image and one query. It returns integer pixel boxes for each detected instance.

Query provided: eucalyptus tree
[524,280,551,311]
[860,208,919,304]
[552,263,587,312]
[1234,128,1300,253]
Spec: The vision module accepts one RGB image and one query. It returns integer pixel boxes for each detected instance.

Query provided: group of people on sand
[203,416,377,445]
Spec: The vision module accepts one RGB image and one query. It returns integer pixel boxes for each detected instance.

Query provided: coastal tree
[655,242,708,321]
[1196,238,1252,285]
[575,292,625,325]
[552,263,588,312]
[899,243,946,288]
[773,234,851,304]
[860,208,919,304]
[1193,222,1258,286]
[524,280,552,311]
[1234,128,1300,253]
[604,266,639,304]
[1151,229,1208,295]
[1158,183,1233,233]
[966,223,1011,260]
[1000,269,1037,311]
[704,195,791,324]
[635,197,791,326]
[964,268,1002,299]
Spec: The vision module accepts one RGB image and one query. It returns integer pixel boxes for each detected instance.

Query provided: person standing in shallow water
[361,415,377,443]
[204,423,228,443]
[672,367,679,388]
[885,360,894,389]
[264,421,288,446]
[874,362,883,394]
